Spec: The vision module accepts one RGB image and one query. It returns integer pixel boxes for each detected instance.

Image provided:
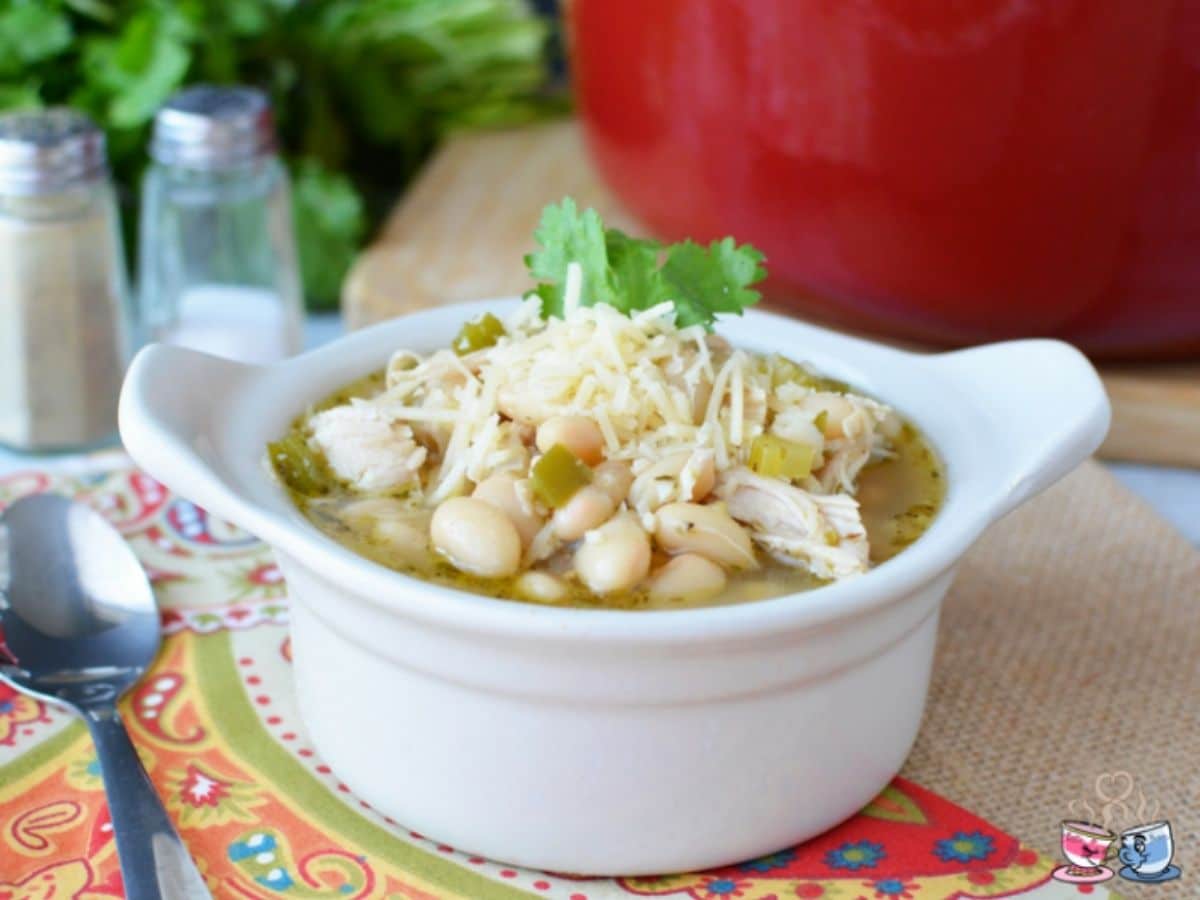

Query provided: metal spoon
[0,494,210,900]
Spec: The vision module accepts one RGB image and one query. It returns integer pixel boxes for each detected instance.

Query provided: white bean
[552,486,616,541]
[373,518,429,559]
[513,571,569,604]
[472,472,544,547]
[535,415,605,465]
[592,460,634,505]
[646,554,727,604]
[574,513,651,594]
[654,502,757,569]
[341,498,429,566]
[430,497,521,578]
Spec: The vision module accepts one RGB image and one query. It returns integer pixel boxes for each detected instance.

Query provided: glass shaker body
[138,86,303,365]
[138,154,302,363]
[0,110,131,452]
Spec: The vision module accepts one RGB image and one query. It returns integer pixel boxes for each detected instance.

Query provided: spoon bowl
[0,493,209,899]
[1,494,159,707]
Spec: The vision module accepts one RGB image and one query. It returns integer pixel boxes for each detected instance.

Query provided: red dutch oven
[569,0,1200,358]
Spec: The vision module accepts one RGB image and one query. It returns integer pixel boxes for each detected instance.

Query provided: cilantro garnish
[524,198,766,330]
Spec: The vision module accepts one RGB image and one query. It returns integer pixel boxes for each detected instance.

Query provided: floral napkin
[0,466,1111,899]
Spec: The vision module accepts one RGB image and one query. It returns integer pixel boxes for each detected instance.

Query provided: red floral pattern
[0,682,49,746]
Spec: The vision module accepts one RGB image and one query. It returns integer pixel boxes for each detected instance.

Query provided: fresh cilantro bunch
[526,198,767,330]
[0,0,557,309]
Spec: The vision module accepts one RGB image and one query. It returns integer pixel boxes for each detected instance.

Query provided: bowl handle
[118,343,264,524]
[930,339,1111,521]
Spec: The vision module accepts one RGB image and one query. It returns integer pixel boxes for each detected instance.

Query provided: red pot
[569,0,1200,358]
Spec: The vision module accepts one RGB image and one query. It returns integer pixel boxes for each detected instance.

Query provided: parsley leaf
[526,199,766,330]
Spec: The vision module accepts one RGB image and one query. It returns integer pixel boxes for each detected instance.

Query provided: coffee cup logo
[1053,821,1116,884]
[1052,771,1183,885]
[1118,821,1181,883]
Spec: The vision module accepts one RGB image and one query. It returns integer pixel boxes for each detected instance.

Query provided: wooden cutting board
[342,119,1200,467]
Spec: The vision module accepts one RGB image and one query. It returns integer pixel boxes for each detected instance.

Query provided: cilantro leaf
[80,8,192,129]
[0,5,72,74]
[524,197,614,317]
[291,158,366,310]
[1,0,555,309]
[604,228,661,315]
[0,81,43,111]
[660,237,766,329]
[530,283,560,320]
[526,199,766,330]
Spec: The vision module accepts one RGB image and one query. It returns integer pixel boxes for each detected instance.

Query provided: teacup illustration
[1118,821,1181,882]
[1052,821,1116,883]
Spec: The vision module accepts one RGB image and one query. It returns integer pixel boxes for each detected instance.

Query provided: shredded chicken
[771,383,896,494]
[308,402,427,493]
[718,467,869,579]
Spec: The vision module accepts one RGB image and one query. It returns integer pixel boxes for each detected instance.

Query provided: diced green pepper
[268,433,337,497]
[452,312,506,355]
[749,434,816,481]
[530,443,592,508]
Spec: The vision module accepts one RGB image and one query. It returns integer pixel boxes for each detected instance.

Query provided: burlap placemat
[902,459,1199,897]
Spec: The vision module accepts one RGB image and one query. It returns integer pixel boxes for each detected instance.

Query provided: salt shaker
[0,109,131,451]
[139,86,303,363]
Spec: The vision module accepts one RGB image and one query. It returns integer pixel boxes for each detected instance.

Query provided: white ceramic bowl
[119,301,1109,875]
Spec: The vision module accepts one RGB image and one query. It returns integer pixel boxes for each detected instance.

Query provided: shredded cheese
[313,298,894,509]
[563,261,583,317]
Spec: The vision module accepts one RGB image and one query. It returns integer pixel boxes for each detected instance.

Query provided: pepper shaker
[139,86,303,364]
[0,109,131,451]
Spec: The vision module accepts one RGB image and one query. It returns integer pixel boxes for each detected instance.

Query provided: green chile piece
[530,443,593,508]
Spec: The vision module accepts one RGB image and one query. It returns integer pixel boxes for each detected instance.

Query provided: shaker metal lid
[151,85,277,168]
[0,108,108,195]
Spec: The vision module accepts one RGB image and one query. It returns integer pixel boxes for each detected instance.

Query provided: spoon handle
[86,707,212,900]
